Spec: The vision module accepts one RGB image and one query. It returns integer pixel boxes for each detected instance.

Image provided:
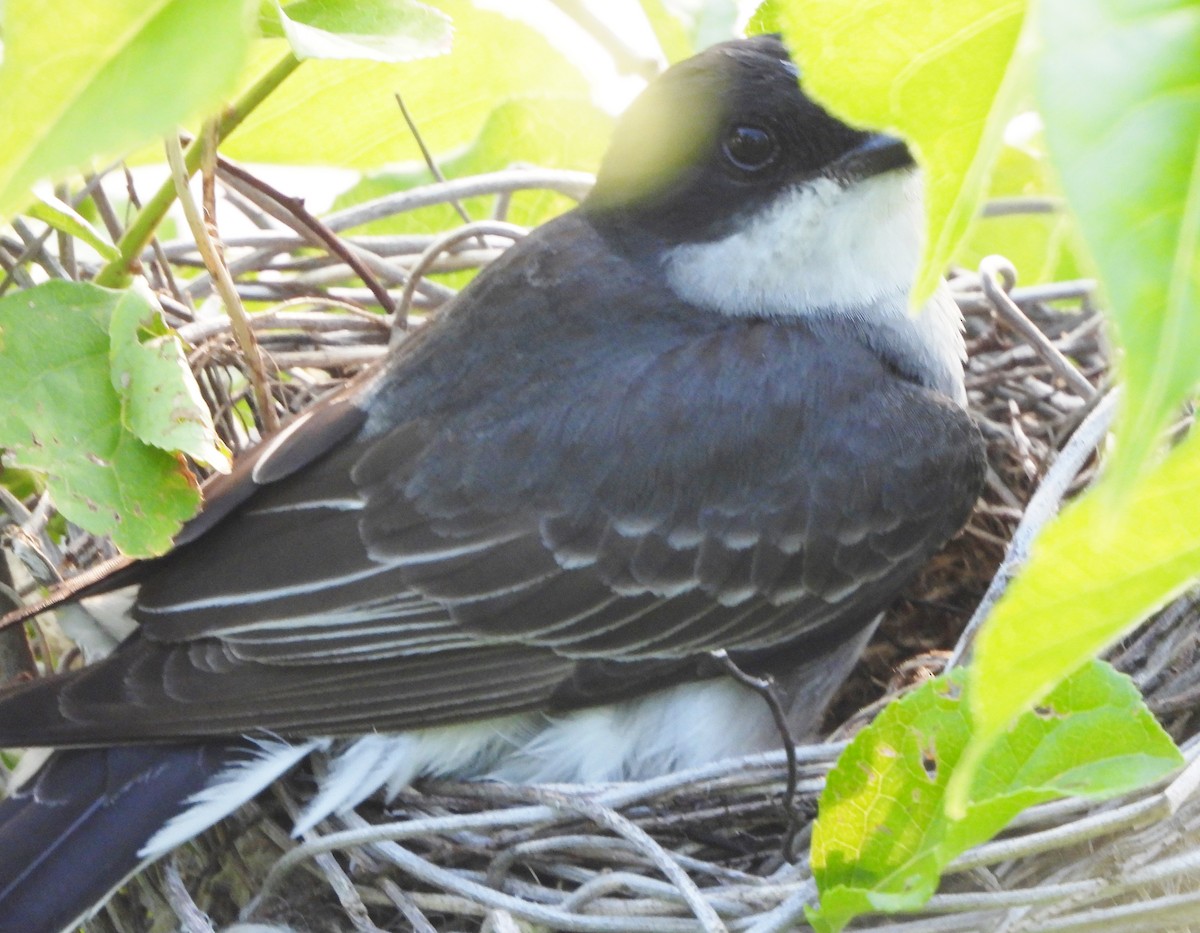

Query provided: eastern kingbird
[0,35,985,933]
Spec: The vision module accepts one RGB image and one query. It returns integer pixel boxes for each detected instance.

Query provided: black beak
[833,132,915,182]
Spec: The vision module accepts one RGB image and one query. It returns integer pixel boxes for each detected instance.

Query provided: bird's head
[584,34,923,319]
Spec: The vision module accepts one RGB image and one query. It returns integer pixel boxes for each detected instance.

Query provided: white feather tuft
[140,739,323,857]
[150,657,871,851]
[490,679,787,784]
[294,718,528,834]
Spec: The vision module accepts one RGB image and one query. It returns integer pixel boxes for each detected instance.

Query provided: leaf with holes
[108,284,231,472]
[949,424,1200,813]
[807,661,1180,933]
[0,282,201,556]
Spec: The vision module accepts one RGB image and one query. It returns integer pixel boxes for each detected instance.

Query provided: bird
[0,33,985,933]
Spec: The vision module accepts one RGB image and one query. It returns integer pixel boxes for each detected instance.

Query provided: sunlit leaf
[0,0,256,221]
[639,0,693,63]
[1038,0,1200,489]
[756,0,1027,305]
[947,425,1200,813]
[264,0,451,62]
[809,662,1180,933]
[108,284,231,472]
[25,194,121,261]
[0,282,201,556]
[684,0,741,49]
[952,137,1084,286]
[223,0,590,169]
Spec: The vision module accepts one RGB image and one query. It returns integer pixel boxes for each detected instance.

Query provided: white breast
[663,167,967,406]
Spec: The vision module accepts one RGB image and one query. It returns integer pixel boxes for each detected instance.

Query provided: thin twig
[322,169,593,232]
[391,220,525,335]
[161,859,217,933]
[947,388,1119,667]
[520,785,729,933]
[380,879,439,933]
[165,132,279,432]
[214,155,397,317]
[978,256,1096,399]
[395,92,475,231]
[980,197,1065,217]
[710,650,801,854]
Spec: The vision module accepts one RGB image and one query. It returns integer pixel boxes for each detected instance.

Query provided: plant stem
[94,51,302,288]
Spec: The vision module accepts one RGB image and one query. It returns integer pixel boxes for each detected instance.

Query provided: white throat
[666,170,922,312]
[663,169,967,404]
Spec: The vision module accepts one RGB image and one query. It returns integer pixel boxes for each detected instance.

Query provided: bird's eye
[722,125,779,173]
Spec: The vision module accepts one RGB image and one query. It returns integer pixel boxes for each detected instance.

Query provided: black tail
[0,744,236,933]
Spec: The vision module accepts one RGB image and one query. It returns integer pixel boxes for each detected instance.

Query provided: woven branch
[2,158,1197,933]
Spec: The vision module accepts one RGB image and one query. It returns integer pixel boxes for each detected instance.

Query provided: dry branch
[3,157,1199,933]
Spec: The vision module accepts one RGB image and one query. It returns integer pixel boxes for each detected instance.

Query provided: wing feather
[0,276,985,745]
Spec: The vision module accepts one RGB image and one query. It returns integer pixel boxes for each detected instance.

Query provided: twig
[10,218,66,279]
[264,784,389,933]
[481,909,527,933]
[95,51,302,287]
[176,307,389,345]
[54,184,77,279]
[978,256,1096,399]
[520,785,729,933]
[395,92,475,231]
[162,859,217,933]
[392,220,526,335]
[165,133,279,432]
[741,880,816,933]
[214,156,397,316]
[710,650,801,855]
[947,388,1119,667]
[980,197,1065,217]
[124,165,192,312]
[321,169,593,232]
[0,570,36,686]
[0,240,36,293]
[380,879,439,933]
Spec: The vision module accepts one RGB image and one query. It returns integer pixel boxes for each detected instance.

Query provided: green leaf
[684,0,741,49]
[0,467,44,503]
[745,0,781,35]
[332,96,612,235]
[0,282,202,556]
[223,0,591,168]
[808,662,1180,933]
[639,0,693,63]
[949,426,1200,811]
[25,194,121,261]
[952,140,1084,286]
[0,0,256,221]
[265,0,451,62]
[1037,0,1200,489]
[762,0,1027,305]
[108,284,231,471]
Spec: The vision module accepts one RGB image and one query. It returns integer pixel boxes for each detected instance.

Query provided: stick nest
[3,163,1199,933]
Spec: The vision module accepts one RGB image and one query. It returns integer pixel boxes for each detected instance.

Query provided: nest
[3,162,1200,933]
